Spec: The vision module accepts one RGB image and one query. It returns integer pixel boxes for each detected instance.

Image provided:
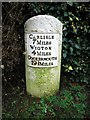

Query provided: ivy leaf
[69,17,73,21]
[75,44,80,49]
[64,12,68,17]
[73,60,78,66]
[67,2,73,6]
[70,47,73,53]
[63,53,67,58]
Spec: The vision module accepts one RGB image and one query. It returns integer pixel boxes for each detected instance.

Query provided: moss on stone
[26,63,60,97]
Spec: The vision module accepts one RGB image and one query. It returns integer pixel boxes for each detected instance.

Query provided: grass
[2,79,89,119]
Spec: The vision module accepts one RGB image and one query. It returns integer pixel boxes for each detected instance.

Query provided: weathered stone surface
[24,15,62,97]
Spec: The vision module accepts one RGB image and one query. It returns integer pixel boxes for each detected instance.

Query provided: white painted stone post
[24,15,62,97]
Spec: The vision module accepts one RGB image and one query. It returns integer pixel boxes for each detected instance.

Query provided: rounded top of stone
[25,15,63,26]
[24,15,63,34]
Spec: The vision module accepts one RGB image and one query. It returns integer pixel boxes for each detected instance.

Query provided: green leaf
[67,2,73,6]
[63,53,67,58]
[64,12,68,17]
[70,47,73,53]
[68,66,73,70]
[73,60,78,66]
[69,17,73,21]
[75,44,80,49]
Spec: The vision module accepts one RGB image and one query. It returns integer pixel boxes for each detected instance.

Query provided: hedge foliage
[2,2,90,87]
